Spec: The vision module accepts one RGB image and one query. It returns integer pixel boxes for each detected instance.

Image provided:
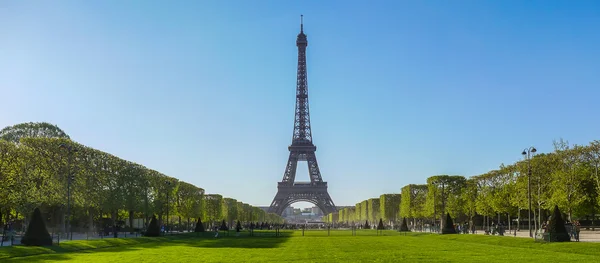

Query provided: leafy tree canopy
[0,122,69,143]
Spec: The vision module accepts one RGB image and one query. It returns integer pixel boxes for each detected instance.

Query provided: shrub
[441,213,457,234]
[400,217,410,232]
[544,205,571,242]
[236,220,242,232]
[144,215,160,237]
[377,218,385,230]
[194,218,205,232]
[219,220,228,231]
[21,208,53,246]
[364,220,370,229]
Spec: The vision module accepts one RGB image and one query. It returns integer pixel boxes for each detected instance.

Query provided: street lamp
[59,143,78,240]
[165,180,171,235]
[522,146,537,238]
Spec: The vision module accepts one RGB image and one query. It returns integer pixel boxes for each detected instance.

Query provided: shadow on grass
[3,231,291,262]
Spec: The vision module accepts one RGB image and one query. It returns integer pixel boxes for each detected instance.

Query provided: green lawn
[2,230,599,262]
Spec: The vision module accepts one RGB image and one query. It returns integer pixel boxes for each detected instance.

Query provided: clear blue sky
[1,1,599,209]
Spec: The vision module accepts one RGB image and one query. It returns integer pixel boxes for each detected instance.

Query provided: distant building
[311,206,322,216]
[283,207,294,217]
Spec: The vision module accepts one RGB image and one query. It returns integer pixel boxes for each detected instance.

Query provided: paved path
[473,229,600,242]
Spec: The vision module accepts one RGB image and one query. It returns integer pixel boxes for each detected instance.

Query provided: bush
[194,218,205,232]
[236,220,242,232]
[441,213,457,234]
[144,215,160,237]
[544,205,571,242]
[21,208,53,246]
[377,218,385,230]
[364,220,370,229]
[400,217,410,232]
[219,220,228,231]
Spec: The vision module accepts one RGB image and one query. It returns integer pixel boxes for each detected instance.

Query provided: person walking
[574,221,581,242]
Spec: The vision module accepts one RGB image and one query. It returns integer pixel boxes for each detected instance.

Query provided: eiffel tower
[268,16,337,216]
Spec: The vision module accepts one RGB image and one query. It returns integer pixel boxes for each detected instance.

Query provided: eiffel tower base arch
[269,182,337,216]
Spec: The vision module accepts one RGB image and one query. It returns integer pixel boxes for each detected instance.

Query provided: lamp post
[522,146,537,238]
[59,144,77,240]
[165,180,171,235]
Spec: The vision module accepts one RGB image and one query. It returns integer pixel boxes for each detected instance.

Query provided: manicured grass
[2,230,600,262]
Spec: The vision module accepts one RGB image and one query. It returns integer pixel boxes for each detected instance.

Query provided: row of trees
[324,139,600,231]
[0,122,282,236]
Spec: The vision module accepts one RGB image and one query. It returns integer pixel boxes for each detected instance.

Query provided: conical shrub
[377,218,385,230]
[194,218,205,232]
[219,219,228,231]
[400,217,410,232]
[441,213,457,234]
[545,205,570,242]
[144,215,160,237]
[21,208,53,246]
[364,220,370,229]
[236,220,242,232]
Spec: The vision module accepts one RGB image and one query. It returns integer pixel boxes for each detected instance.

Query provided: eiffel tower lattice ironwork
[268,16,337,216]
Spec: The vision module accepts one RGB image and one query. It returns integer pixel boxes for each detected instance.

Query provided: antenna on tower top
[300,15,304,32]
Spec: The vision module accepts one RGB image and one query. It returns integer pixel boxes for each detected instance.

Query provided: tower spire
[300,14,303,33]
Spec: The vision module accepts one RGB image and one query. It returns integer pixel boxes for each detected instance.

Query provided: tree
[21,208,53,246]
[461,179,478,225]
[355,202,362,222]
[364,220,370,229]
[400,184,428,228]
[380,194,400,225]
[360,200,369,224]
[236,220,242,232]
[204,194,223,225]
[549,141,587,221]
[427,175,466,230]
[545,205,570,242]
[377,218,384,230]
[145,215,160,237]
[0,122,70,143]
[195,218,205,232]
[368,198,381,224]
[224,198,238,227]
[441,213,456,234]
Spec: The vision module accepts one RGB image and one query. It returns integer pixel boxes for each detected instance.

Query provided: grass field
[1,230,599,262]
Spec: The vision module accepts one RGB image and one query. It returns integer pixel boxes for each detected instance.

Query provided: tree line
[323,139,600,231]
[0,122,282,235]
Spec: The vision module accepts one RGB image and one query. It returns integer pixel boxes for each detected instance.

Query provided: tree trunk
[592,206,596,231]
[178,216,182,232]
[88,208,94,234]
[507,213,511,232]
[517,208,520,231]
[129,210,134,232]
[112,210,118,238]
[60,206,66,236]
[187,217,190,232]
